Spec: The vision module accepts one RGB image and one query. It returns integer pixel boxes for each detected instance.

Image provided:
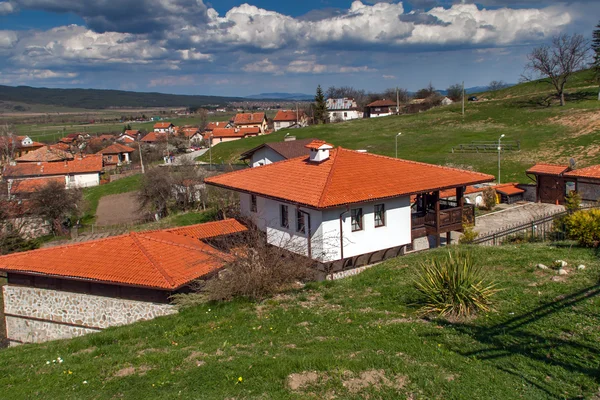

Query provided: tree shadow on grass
[429,282,600,397]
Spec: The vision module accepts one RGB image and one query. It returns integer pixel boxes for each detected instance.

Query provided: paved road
[474,203,565,236]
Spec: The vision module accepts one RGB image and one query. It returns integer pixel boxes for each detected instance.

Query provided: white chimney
[306,141,334,163]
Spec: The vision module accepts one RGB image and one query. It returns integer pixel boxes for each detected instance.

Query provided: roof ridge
[205,153,308,179]
[317,148,341,207]
[129,232,176,288]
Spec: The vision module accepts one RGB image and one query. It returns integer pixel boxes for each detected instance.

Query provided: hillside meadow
[201,72,600,184]
[0,243,598,399]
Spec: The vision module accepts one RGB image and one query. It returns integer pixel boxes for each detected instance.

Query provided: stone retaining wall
[3,285,177,345]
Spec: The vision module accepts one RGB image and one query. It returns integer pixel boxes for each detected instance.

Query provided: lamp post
[209,133,213,171]
[395,132,402,158]
[498,134,505,184]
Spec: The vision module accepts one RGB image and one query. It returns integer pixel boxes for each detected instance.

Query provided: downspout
[339,207,350,260]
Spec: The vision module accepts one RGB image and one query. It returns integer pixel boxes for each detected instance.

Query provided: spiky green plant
[414,249,499,318]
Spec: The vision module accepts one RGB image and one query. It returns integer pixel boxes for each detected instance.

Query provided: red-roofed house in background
[0,219,247,345]
[273,110,309,131]
[96,143,135,169]
[364,99,398,118]
[140,131,168,144]
[154,122,175,134]
[204,121,232,131]
[240,137,316,167]
[528,162,600,204]
[3,154,103,190]
[15,146,73,163]
[178,127,204,144]
[206,141,494,270]
[232,112,268,133]
[326,98,363,122]
[208,127,259,146]
[118,130,140,143]
[0,135,45,164]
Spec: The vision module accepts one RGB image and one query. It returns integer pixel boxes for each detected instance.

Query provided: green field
[201,71,600,184]
[0,243,599,399]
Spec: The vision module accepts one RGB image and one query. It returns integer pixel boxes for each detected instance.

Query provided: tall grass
[414,249,499,318]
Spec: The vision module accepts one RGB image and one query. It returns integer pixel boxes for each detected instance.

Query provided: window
[280,204,289,228]
[344,112,348,118]
[351,208,363,231]
[374,204,385,227]
[250,195,257,213]
[296,210,306,234]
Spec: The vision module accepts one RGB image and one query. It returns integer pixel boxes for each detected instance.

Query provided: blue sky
[0,1,598,97]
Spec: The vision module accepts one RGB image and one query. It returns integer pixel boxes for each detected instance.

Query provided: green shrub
[414,249,499,318]
[459,219,478,244]
[480,187,497,211]
[564,209,600,247]
[564,191,582,213]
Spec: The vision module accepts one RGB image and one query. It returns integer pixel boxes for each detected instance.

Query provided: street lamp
[498,134,505,184]
[395,132,402,158]
[209,133,213,171]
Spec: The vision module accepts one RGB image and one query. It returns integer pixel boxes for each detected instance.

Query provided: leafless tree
[381,87,410,104]
[30,181,83,235]
[138,166,175,218]
[0,123,18,165]
[524,33,590,106]
[446,84,463,101]
[488,80,508,91]
[415,82,437,99]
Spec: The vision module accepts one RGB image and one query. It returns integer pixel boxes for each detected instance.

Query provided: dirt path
[95,192,145,226]
[474,203,565,236]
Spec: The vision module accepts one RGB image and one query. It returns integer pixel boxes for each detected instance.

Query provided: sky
[0,0,599,97]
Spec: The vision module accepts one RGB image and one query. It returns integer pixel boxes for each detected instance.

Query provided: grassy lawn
[0,243,598,399]
[200,72,600,184]
[81,174,143,225]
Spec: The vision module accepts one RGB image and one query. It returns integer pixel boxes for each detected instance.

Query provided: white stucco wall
[240,193,412,262]
[67,172,100,188]
[249,148,286,167]
[328,110,363,121]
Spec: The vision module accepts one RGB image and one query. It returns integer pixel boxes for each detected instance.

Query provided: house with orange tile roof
[96,143,135,168]
[273,110,308,131]
[232,112,268,133]
[207,127,259,146]
[153,122,175,134]
[140,131,168,144]
[3,155,103,190]
[527,162,600,204]
[364,99,398,118]
[204,121,232,131]
[177,127,204,144]
[240,137,316,167]
[0,135,45,163]
[118,130,140,143]
[206,140,494,265]
[0,219,247,345]
[14,146,73,163]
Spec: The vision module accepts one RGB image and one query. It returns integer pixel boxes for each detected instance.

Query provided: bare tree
[0,123,18,165]
[30,181,83,235]
[524,33,590,106]
[381,88,410,104]
[138,166,175,218]
[446,84,463,101]
[415,82,437,99]
[488,80,508,91]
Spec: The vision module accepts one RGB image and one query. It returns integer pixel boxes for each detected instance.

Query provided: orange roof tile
[50,143,71,151]
[234,113,265,125]
[367,99,397,107]
[10,177,65,194]
[526,163,569,176]
[494,183,525,196]
[165,219,247,239]
[0,219,246,290]
[205,121,229,131]
[210,128,259,138]
[97,134,115,141]
[15,146,73,163]
[206,148,495,209]
[305,140,332,150]
[273,110,306,122]
[154,122,173,129]
[97,143,135,155]
[3,155,103,178]
[438,184,488,199]
[564,165,600,180]
[141,131,168,143]
[124,129,140,136]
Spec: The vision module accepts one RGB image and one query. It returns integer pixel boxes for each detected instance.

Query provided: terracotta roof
[564,165,600,180]
[205,121,229,131]
[10,177,65,195]
[240,138,316,161]
[494,183,525,196]
[0,136,44,150]
[141,131,167,143]
[438,184,489,199]
[234,113,265,125]
[273,110,306,122]
[165,219,247,239]
[526,163,570,176]
[118,135,136,143]
[97,143,135,155]
[97,134,115,141]
[0,219,246,290]
[59,137,75,144]
[154,122,173,129]
[206,148,495,209]
[367,99,397,107]
[179,127,202,138]
[50,143,71,151]
[15,146,73,163]
[211,128,259,138]
[124,130,140,136]
[305,140,332,150]
[3,155,103,178]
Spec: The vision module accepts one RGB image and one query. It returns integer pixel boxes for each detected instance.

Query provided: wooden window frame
[374,204,385,228]
[280,204,289,229]
[250,195,257,213]
[351,208,363,232]
[296,209,306,234]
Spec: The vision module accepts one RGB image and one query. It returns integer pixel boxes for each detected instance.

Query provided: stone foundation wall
[3,285,177,345]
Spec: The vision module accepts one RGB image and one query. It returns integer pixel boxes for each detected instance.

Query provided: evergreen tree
[314,85,327,124]
[593,21,600,99]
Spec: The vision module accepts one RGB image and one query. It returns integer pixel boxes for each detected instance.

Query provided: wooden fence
[451,140,520,153]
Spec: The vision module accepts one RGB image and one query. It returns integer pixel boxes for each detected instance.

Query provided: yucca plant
[414,249,499,318]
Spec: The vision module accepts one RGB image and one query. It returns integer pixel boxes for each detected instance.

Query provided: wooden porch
[410,187,475,247]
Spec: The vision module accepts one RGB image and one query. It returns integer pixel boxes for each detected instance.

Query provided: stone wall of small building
[3,285,177,345]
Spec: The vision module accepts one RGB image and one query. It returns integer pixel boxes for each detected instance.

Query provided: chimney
[306,140,333,163]
[284,135,296,142]
[356,149,368,153]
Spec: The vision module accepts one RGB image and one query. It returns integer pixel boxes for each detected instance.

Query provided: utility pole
[462,81,465,117]
[138,141,145,174]
[396,87,400,114]
[498,134,505,184]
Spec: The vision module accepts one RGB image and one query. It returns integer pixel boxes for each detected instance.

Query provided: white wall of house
[249,147,286,167]
[239,193,412,262]
[67,172,100,188]
[328,110,363,122]
[274,121,294,131]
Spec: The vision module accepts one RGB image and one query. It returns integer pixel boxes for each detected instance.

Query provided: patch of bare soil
[342,369,408,393]
[287,371,327,391]
[113,365,152,378]
[95,191,144,226]
[72,346,97,356]
[550,110,600,138]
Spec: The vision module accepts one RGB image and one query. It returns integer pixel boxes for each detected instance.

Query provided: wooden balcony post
[434,191,441,247]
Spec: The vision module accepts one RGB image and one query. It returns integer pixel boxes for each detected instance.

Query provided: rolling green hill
[0,85,246,109]
[201,70,600,183]
[0,243,599,399]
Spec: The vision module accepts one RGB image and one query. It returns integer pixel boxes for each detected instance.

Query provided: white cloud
[0,1,15,15]
[383,74,396,79]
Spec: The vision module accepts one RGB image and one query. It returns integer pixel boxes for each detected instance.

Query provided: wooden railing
[411,204,474,231]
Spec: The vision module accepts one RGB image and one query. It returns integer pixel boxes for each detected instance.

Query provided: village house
[527,162,600,204]
[118,130,141,143]
[326,98,363,122]
[14,146,73,163]
[0,219,246,345]
[364,99,397,118]
[96,143,135,169]
[204,121,232,132]
[178,127,204,144]
[208,127,260,146]
[273,110,309,131]
[206,140,494,271]
[240,137,315,167]
[0,135,45,162]
[153,122,175,134]
[232,113,268,133]
[3,154,103,191]
[140,131,168,145]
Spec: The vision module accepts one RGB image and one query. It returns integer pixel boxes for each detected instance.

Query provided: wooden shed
[526,164,571,205]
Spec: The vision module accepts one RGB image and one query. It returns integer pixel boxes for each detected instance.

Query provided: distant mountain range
[0,85,247,110]
[245,92,314,101]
